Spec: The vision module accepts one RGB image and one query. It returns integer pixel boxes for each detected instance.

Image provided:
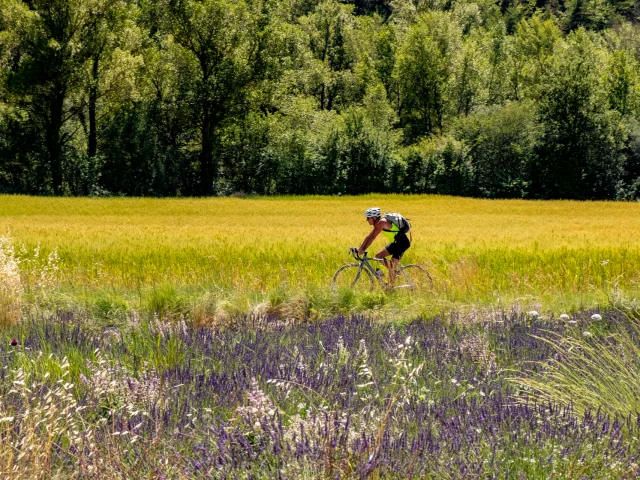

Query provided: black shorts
[386,231,410,260]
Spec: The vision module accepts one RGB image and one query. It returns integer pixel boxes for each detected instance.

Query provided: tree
[402,135,473,195]
[607,49,639,116]
[299,0,359,111]
[533,29,624,199]
[451,32,483,116]
[0,0,638,198]
[509,13,562,101]
[1,0,113,194]
[483,22,510,105]
[616,118,640,200]
[154,0,258,194]
[566,0,612,32]
[349,0,392,17]
[395,11,460,141]
[78,0,138,160]
[455,100,538,198]
[374,24,396,98]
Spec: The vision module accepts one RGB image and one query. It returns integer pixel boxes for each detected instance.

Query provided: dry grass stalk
[0,235,23,325]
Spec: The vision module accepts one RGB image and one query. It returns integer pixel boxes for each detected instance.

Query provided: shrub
[454,101,538,198]
[402,135,473,195]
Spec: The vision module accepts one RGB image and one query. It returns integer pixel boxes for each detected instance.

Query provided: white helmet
[364,207,381,218]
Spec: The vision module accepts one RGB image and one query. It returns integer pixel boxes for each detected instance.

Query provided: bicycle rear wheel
[395,264,434,293]
[332,264,375,293]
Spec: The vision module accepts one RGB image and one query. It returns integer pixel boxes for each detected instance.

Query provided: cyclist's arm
[358,219,388,253]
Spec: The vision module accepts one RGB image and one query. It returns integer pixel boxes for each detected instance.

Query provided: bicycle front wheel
[331,264,374,293]
[396,264,434,293]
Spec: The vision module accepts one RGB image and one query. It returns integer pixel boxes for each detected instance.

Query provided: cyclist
[357,207,410,288]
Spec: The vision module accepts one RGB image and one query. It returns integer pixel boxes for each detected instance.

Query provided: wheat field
[1,194,640,321]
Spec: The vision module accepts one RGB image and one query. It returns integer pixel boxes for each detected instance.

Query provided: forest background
[1,0,640,199]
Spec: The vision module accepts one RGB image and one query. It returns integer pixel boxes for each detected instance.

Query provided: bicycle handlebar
[349,247,364,261]
[349,247,383,262]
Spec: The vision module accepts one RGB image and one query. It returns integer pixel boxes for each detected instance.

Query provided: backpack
[384,212,411,233]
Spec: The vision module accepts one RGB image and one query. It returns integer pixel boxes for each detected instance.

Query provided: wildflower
[559,314,570,321]
[236,377,276,425]
[582,331,592,337]
[591,313,602,321]
[459,333,496,372]
[527,310,539,317]
[356,338,369,361]
[567,320,577,326]
[10,338,17,346]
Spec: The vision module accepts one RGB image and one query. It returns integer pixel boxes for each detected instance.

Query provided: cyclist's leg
[375,246,398,287]
[375,247,391,269]
[388,257,400,287]
[385,235,410,288]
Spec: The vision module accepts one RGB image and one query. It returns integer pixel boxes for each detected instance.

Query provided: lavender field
[0,309,638,478]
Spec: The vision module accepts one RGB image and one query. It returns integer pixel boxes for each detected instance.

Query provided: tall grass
[0,236,22,325]
[514,313,640,419]
[3,194,640,319]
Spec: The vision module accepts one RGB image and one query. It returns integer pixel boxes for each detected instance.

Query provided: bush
[99,102,196,196]
[401,136,473,195]
[454,101,538,198]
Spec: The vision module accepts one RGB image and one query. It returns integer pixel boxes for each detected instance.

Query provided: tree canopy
[1,0,639,199]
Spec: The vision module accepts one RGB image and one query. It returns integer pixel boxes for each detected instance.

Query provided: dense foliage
[0,0,639,199]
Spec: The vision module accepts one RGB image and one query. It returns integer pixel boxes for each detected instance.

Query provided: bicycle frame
[348,247,386,286]
[332,247,433,290]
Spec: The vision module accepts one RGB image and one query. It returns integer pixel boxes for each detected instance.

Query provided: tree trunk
[200,106,215,195]
[88,56,99,159]
[46,91,65,195]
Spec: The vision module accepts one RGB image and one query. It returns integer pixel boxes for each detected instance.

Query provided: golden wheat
[2,194,640,319]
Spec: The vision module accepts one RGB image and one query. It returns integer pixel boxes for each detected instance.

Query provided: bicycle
[331,247,433,293]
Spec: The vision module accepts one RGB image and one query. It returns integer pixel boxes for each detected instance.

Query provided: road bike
[331,247,433,293]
